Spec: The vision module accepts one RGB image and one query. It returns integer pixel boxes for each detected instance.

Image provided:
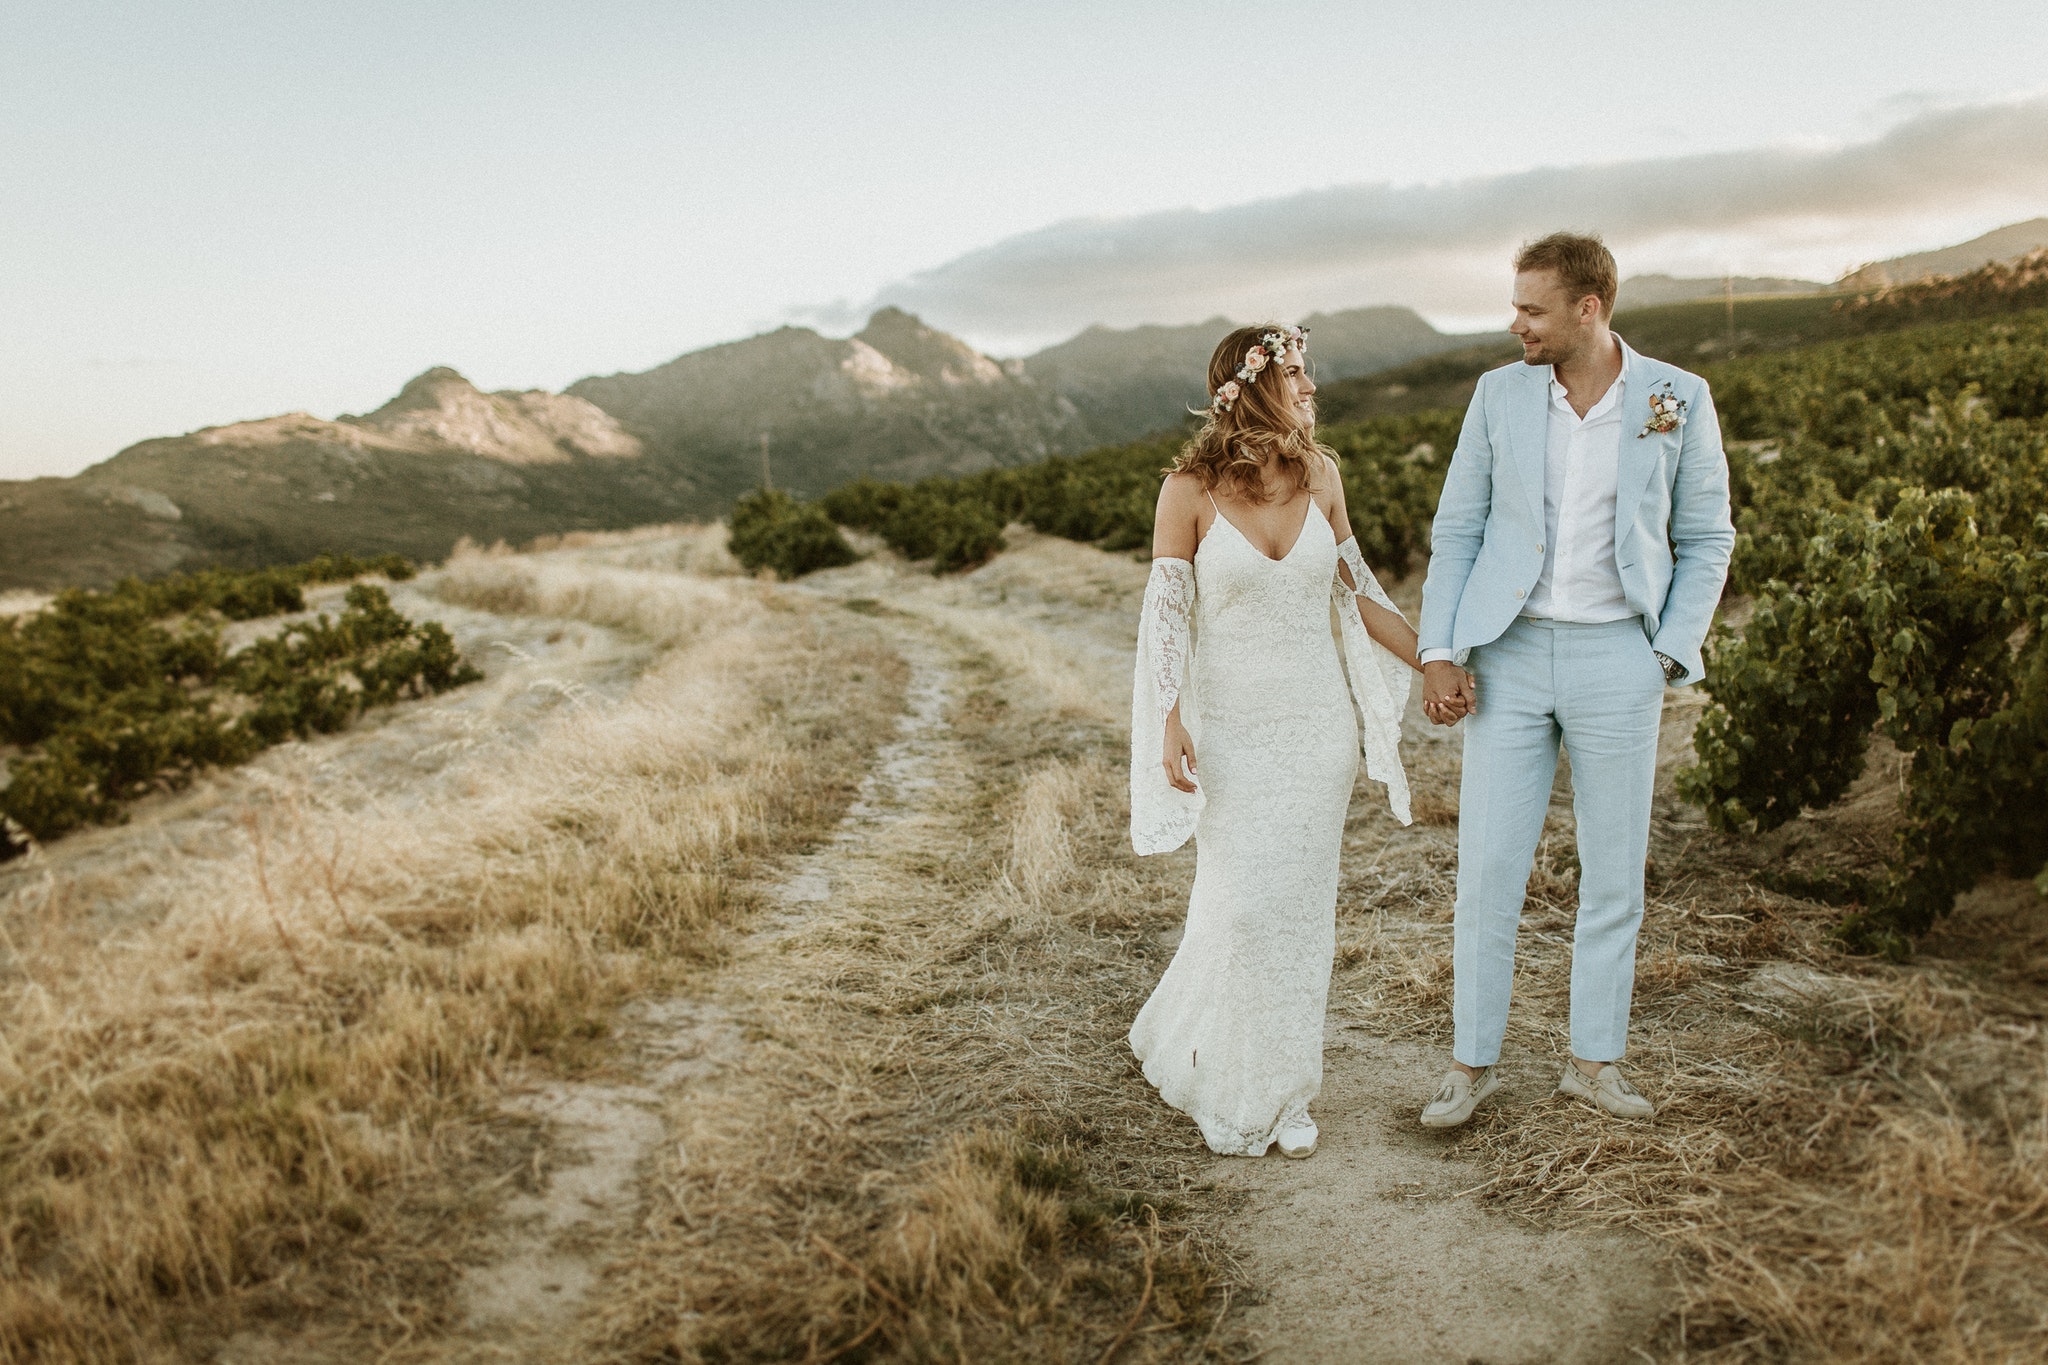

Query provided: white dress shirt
[1523,351,1634,623]
[1419,348,1634,667]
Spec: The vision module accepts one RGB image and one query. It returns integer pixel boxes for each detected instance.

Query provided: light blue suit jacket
[1417,339,1735,686]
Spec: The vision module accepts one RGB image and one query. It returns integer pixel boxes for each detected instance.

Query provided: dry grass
[575,571,1238,1363]
[1005,759,1088,907]
[0,560,904,1362]
[18,523,2041,1361]
[433,535,746,645]
[523,522,744,578]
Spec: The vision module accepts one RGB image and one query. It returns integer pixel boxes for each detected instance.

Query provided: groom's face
[1510,269,1599,367]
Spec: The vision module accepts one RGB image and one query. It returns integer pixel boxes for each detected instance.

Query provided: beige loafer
[1557,1060,1655,1119]
[1420,1065,1499,1129]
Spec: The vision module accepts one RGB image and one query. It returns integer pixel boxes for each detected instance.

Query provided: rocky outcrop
[348,367,642,464]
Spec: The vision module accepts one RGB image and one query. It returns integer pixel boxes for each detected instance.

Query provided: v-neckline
[1208,495,1317,564]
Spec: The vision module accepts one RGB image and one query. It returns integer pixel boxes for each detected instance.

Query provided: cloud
[823,97,2048,352]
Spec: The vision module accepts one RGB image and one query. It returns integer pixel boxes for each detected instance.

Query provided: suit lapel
[1508,363,1549,527]
[1613,339,1671,543]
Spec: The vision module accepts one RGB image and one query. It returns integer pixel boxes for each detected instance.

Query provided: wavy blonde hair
[1169,324,1332,503]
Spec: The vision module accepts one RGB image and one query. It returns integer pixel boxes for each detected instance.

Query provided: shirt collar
[1546,338,1630,418]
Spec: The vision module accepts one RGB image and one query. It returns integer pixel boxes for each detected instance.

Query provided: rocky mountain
[565,307,1090,507]
[1019,305,1491,445]
[31,212,2048,593]
[0,371,684,589]
[1,313,1099,589]
[1838,218,2048,292]
[347,367,644,464]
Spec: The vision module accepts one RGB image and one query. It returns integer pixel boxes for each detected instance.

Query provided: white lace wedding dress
[1128,502,1412,1156]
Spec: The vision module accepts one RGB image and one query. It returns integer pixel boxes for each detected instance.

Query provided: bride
[1128,324,1427,1158]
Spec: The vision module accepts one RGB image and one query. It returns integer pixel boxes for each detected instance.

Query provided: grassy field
[0,529,908,1359]
[5,513,2046,1361]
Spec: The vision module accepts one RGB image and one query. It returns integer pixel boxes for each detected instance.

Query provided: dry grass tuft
[0,559,903,1361]
[1006,760,1090,907]
[433,538,748,646]
[501,523,741,577]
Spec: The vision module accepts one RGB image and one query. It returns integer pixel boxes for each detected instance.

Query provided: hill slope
[567,308,1091,506]
[1614,273,1825,311]
[1839,217,2048,291]
[0,370,683,589]
[3,313,1102,590]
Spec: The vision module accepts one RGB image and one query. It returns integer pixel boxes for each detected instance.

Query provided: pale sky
[6,0,2048,479]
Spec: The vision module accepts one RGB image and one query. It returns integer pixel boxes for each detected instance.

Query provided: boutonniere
[1639,383,1688,439]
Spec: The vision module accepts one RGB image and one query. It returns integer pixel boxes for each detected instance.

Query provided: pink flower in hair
[1215,380,1240,407]
[1241,347,1268,374]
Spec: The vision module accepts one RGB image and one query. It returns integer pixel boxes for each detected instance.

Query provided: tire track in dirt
[434,600,965,1362]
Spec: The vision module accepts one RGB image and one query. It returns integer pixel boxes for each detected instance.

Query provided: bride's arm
[1322,457,1424,673]
[1354,596,1422,672]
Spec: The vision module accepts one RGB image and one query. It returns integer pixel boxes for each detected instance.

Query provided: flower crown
[1208,324,1308,413]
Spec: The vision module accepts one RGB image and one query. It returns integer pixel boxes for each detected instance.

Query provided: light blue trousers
[1453,615,1666,1067]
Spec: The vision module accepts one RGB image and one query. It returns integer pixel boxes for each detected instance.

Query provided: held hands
[1162,710,1199,793]
[1421,660,1478,727]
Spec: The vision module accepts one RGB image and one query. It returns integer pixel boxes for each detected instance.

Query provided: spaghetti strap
[1205,491,1220,514]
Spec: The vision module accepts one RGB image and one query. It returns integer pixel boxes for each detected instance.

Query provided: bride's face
[1279,343,1315,427]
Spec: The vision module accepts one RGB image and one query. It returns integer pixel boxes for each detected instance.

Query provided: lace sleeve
[1143,558,1194,720]
[1332,541,1413,826]
[1336,535,1407,622]
[1130,558,1204,854]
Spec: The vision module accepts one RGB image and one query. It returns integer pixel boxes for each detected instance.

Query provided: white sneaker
[1557,1060,1655,1119]
[1419,1066,1499,1129]
[1276,1115,1317,1159]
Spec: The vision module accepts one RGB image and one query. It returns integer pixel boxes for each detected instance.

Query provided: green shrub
[0,560,478,855]
[801,412,1461,577]
[817,477,906,533]
[929,499,1006,573]
[727,489,858,579]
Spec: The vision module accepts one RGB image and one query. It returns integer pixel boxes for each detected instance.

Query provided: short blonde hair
[1515,232,1618,318]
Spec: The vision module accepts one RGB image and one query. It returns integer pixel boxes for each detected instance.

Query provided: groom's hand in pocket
[1422,661,1478,726]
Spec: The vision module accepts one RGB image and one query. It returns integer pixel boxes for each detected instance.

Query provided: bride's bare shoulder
[1159,470,1207,510]
[1315,453,1348,509]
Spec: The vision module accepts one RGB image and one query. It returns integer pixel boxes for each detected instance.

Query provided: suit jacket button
[1536,544,1544,553]
[1515,589,1526,599]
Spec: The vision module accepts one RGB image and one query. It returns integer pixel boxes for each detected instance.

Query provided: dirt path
[19,529,2034,1360]
[440,606,964,1359]
[898,532,1671,1362]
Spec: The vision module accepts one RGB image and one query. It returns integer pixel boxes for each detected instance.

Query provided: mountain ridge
[15,217,2048,591]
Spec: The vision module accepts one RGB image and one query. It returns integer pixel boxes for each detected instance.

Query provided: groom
[1413,233,1733,1127]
